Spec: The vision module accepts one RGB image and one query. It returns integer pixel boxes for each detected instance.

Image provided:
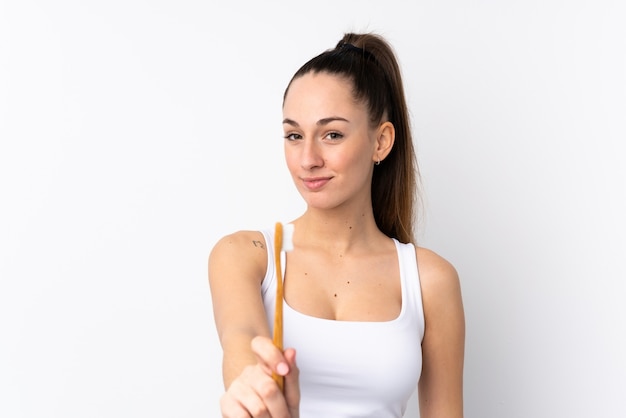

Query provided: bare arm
[417,247,465,418]
[209,230,300,417]
[208,230,272,387]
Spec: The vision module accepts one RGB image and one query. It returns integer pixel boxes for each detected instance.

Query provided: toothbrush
[272,222,294,392]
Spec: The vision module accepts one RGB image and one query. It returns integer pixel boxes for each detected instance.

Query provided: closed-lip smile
[301,176,332,191]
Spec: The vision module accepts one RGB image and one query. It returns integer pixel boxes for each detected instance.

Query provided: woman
[209,32,465,418]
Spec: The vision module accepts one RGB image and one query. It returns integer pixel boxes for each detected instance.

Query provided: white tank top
[260,229,425,418]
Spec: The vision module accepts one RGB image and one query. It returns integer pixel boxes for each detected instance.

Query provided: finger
[251,336,290,377]
[247,372,290,418]
[222,374,268,418]
[220,387,255,418]
[283,348,300,417]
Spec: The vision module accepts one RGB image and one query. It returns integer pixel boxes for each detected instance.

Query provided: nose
[300,139,324,170]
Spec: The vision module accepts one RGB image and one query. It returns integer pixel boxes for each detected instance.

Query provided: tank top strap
[393,239,426,341]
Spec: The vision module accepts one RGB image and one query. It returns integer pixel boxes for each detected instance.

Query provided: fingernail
[276,362,289,375]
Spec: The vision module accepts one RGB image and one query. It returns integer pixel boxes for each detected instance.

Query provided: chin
[302,195,347,212]
[299,193,334,210]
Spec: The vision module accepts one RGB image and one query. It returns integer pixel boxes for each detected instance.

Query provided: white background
[1,1,625,417]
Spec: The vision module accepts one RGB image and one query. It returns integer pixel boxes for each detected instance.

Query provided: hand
[220,336,300,418]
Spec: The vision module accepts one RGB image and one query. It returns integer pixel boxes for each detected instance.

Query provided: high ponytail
[283,33,419,244]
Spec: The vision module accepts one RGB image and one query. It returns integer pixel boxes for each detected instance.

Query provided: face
[282,72,379,211]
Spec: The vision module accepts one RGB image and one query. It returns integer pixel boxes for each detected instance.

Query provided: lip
[301,176,332,191]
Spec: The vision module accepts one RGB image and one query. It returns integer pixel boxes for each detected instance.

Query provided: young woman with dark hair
[209,32,465,418]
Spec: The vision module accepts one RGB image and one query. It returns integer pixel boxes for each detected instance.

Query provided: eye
[284,133,302,141]
[324,131,344,141]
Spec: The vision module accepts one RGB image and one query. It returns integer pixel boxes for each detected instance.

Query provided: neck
[291,205,384,253]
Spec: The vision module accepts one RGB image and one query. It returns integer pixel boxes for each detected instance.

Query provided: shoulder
[414,246,463,316]
[415,246,459,285]
[210,230,268,254]
[208,230,269,285]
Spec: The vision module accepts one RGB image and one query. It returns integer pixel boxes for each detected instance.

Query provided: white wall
[1,1,624,417]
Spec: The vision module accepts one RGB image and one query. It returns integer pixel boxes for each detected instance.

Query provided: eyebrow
[282,116,350,127]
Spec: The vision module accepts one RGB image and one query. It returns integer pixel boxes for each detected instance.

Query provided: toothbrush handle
[272,222,285,392]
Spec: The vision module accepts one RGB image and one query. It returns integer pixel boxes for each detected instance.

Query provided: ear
[373,121,395,164]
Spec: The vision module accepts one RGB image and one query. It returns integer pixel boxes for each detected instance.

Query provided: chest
[282,304,422,417]
[283,249,402,321]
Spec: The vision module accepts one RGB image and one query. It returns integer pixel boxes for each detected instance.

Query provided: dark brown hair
[283,33,419,244]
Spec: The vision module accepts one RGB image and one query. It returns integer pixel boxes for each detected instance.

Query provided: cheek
[335,147,372,172]
[284,146,299,174]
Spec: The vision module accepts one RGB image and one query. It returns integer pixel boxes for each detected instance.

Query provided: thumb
[283,348,300,417]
